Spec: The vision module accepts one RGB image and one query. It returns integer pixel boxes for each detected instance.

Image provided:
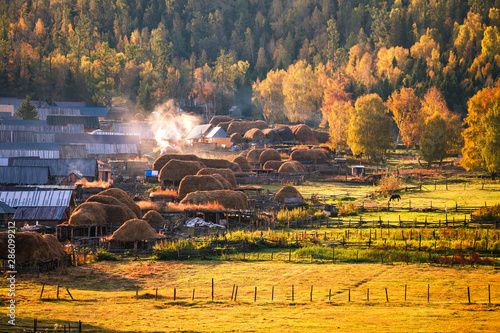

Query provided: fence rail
[0,319,82,332]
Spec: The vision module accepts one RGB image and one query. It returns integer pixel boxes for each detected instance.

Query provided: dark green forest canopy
[1,0,499,116]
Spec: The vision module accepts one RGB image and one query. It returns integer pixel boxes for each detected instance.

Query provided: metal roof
[0,201,15,214]
[11,158,98,178]
[113,122,155,140]
[1,119,48,126]
[0,188,73,207]
[185,124,212,140]
[55,133,140,145]
[0,166,50,185]
[0,142,61,150]
[46,115,100,129]
[37,107,80,120]
[0,98,85,111]
[0,149,60,159]
[205,126,229,138]
[45,106,109,118]
[13,206,67,221]
[0,124,83,133]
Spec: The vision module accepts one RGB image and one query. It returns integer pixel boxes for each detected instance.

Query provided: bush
[337,201,358,216]
[471,204,500,221]
[377,174,402,197]
[294,245,332,259]
[96,248,119,261]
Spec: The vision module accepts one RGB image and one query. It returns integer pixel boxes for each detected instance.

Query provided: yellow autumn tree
[386,87,422,149]
[252,69,286,126]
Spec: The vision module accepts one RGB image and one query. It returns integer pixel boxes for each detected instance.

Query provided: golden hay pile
[211,174,233,189]
[199,158,241,172]
[209,115,233,126]
[227,120,268,135]
[75,178,112,188]
[109,219,165,242]
[197,168,237,187]
[0,231,65,261]
[142,210,164,224]
[290,149,328,163]
[159,159,205,183]
[246,148,264,164]
[313,130,330,144]
[291,124,315,143]
[180,190,248,210]
[258,148,281,164]
[262,128,281,142]
[218,121,232,132]
[278,161,307,173]
[232,156,252,170]
[274,186,304,203]
[275,126,295,141]
[153,153,201,171]
[68,201,136,226]
[98,188,142,218]
[86,194,137,218]
[243,128,266,141]
[163,201,225,212]
[263,160,285,171]
[230,132,244,144]
[133,113,145,121]
[150,188,178,197]
[178,175,224,199]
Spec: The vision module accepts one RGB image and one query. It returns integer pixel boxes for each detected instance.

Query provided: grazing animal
[389,194,401,202]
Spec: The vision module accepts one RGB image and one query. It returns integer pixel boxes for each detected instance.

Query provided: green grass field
[3,261,500,332]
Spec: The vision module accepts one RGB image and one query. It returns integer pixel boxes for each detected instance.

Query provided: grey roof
[113,122,155,140]
[0,98,85,111]
[185,124,213,140]
[0,188,73,207]
[205,126,229,138]
[0,149,60,159]
[0,201,15,214]
[0,112,14,118]
[0,143,61,150]
[0,130,56,143]
[0,124,83,133]
[0,166,50,185]
[44,106,109,118]
[37,107,80,120]
[55,133,140,145]
[1,119,47,126]
[46,115,100,129]
[13,206,67,221]
[11,158,98,178]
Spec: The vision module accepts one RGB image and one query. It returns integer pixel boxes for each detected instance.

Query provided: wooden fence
[0,319,82,332]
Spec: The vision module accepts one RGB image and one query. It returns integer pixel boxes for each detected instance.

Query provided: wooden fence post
[348,288,351,302]
[489,284,491,305]
[66,288,74,301]
[40,283,45,299]
[310,285,313,302]
[272,286,274,301]
[192,288,195,301]
[292,285,294,302]
[329,289,331,302]
[367,288,369,302]
[427,284,430,303]
[254,287,257,302]
[234,286,238,302]
[385,288,389,302]
[212,278,214,301]
[405,284,407,301]
[468,286,471,304]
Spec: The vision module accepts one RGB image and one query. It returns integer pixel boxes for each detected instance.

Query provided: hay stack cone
[230,132,244,144]
[196,168,237,187]
[159,159,205,184]
[209,115,233,126]
[274,186,304,203]
[180,190,248,210]
[227,120,268,135]
[98,188,142,218]
[243,128,266,141]
[233,156,252,170]
[178,175,225,199]
[142,210,164,224]
[263,160,285,171]
[246,149,264,164]
[258,148,281,164]
[110,219,165,242]
[275,126,295,141]
[291,124,315,143]
[153,154,201,171]
[199,158,242,172]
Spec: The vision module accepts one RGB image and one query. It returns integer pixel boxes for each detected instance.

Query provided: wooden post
[57,284,60,298]
[254,287,257,302]
[231,284,235,301]
[155,287,158,300]
[192,288,195,301]
[79,320,82,333]
[405,285,407,301]
[329,289,332,301]
[136,285,139,299]
[348,288,351,302]
[385,288,389,302]
[489,284,491,305]
[292,285,294,302]
[332,247,335,263]
[212,278,214,301]
[272,286,274,301]
[66,288,74,300]
[289,248,292,261]
[40,283,45,299]
[310,285,313,302]
[367,288,369,302]
[174,288,176,301]
[468,286,471,304]
[34,319,37,332]
[427,284,430,303]
[234,286,238,302]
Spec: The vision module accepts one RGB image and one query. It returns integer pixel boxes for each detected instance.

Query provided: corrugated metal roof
[45,106,108,117]
[205,126,229,138]
[0,158,8,166]
[1,119,48,126]
[0,201,15,214]
[0,166,50,185]
[0,98,85,111]
[13,206,67,221]
[0,130,55,143]
[55,133,140,145]
[37,107,80,120]
[0,150,60,159]
[113,122,155,140]
[0,124,83,133]
[185,124,212,140]
[0,188,73,207]
[59,144,88,159]
[0,143,61,150]
[0,111,13,118]
[11,158,98,178]
[46,115,100,129]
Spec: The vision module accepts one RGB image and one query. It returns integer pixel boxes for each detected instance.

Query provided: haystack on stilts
[142,210,164,229]
[86,194,137,219]
[246,149,264,165]
[290,149,328,163]
[199,158,242,172]
[232,156,252,170]
[263,160,285,171]
[196,168,237,187]
[158,159,205,185]
[209,115,233,126]
[153,154,201,171]
[109,219,165,251]
[211,174,233,189]
[274,186,304,204]
[258,148,281,164]
[275,126,295,141]
[291,124,316,143]
[180,190,248,210]
[226,120,268,136]
[230,133,244,144]
[262,128,282,142]
[97,188,142,218]
[178,175,225,199]
[313,130,330,144]
[243,128,266,141]
[278,161,307,173]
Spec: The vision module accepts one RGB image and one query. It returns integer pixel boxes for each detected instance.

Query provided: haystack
[159,159,205,183]
[178,175,224,199]
[313,130,329,144]
[290,149,328,163]
[211,174,233,189]
[291,124,315,142]
[246,149,264,164]
[274,186,304,203]
[180,190,248,210]
[209,115,233,126]
[86,194,137,219]
[243,128,266,141]
[43,234,66,259]
[142,210,164,224]
[275,126,295,141]
[230,132,244,144]
[98,188,142,218]
[278,161,307,173]
[218,121,232,132]
[153,154,201,171]
[258,148,281,164]
[133,113,145,121]
[263,160,285,171]
[227,120,268,135]
[0,232,63,262]
[199,158,241,172]
[109,219,165,242]
[68,202,108,226]
[262,128,281,142]
[232,156,252,170]
[196,168,237,187]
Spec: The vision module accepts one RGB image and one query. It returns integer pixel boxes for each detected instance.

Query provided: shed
[46,115,100,131]
[0,142,61,159]
[11,158,98,183]
[0,166,50,185]
[204,127,231,147]
[0,200,15,224]
[185,124,213,141]
[55,133,139,159]
[351,165,365,177]
[37,107,80,120]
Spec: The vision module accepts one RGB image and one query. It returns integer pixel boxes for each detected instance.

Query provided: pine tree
[15,96,38,120]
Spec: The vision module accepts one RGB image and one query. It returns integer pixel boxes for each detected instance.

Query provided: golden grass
[163,201,226,212]
[75,178,113,188]
[136,201,161,210]
[150,188,178,197]
[6,261,500,332]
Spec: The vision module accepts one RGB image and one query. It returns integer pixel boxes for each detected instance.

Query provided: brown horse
[389,194,401,202]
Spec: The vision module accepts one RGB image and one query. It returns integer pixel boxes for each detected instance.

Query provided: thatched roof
[243,128,266,141]
[109,219,165,242]
[180,190,248,210]
[196,168,237,187]
[291,124,315,143]
[199,158,241,172]
[274,186,303,203]
[262,128,282,142]
[230,132,244,144]
[275,126,295,141]
[313,130,329,144]
[159,159,205,183]
[278,161,307,173]
[0,231,64,261]
[263,160,285,171]
[258,148,281,164]
[178,175,224,199]
[227,120,268,135]
[153,154,201,171]
[290,149,328,163]
[211,174,233,189]
[246,149,264,164]
[86,194,137,219]
[142,210,164,224]
[232,156,252,170]
[209,115,233,126]
[98,188,142,218]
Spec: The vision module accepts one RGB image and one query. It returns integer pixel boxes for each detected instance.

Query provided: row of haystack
[273,186,304,203]
[108,219,165,243]
[0,232,65,262]
[290,148,329,163]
